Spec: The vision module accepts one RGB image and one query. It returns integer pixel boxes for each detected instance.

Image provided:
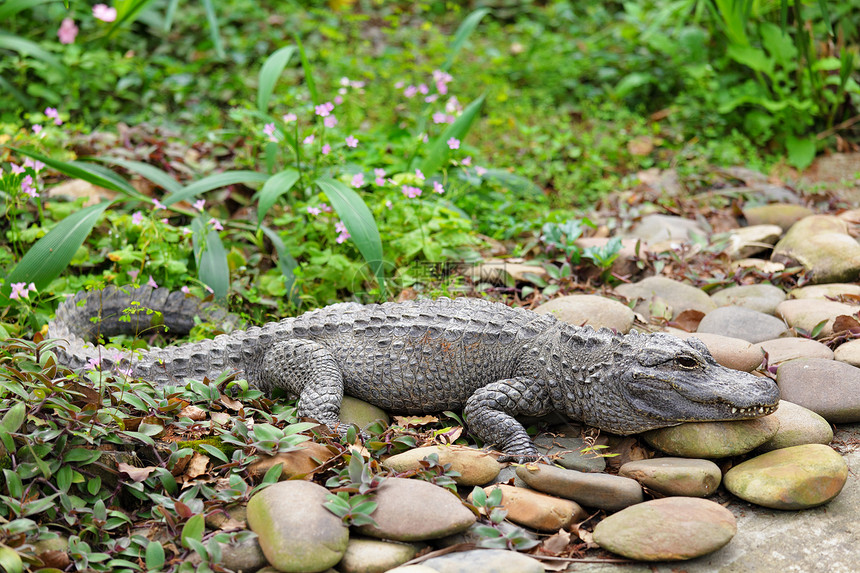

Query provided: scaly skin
[48,286,781,459]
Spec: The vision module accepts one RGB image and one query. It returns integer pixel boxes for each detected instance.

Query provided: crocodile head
[576,332,780,434]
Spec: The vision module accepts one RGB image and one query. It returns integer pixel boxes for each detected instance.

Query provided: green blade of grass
[202,0,225,59]
[257,45,298,113]
[0,201,113,304]
[162,171,269,206]
[0,32,62,69]
[441,7,490,72]
[260,224,299,305]
[104,0,158,39]
[419,94,485,177]
[0,0,57,19]
[294,34,318,106]
[163,0,180,31]
[96,157,182,194]
[314,177,385,290]
[191,217,229,300]
[9,147,143,199]
[256,169,300,226]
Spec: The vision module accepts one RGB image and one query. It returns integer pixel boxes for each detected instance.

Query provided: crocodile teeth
[732,407,737,414]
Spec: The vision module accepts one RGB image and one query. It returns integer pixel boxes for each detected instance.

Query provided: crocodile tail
[48,285,243,385]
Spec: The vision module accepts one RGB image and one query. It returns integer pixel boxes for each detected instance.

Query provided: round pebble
[643,416,780,458]
[724,443,848,509]
[834,339,860,367]
[615,276,716,320]
[356,477,476,542]
[419,549,545,573]
[696,306,788,343]
[246,481,348,573]
[533,434,607,472]
[534,294,635,333]
[592,497,737,561]
[742,204,813,230]
[515,463,643,511]
[777,358,860,423]
[776,299,859,337]
[618,458,722,497]
[788,283,860,300]
[246,441,334,480]
[723,225,783,259]
[757,400,833,452]
[337,537,418,573]
[710,283,786,314]
[758,337,834,365]
[771,215,860,284]
[340,396,390,430]
[479,484,587,532]
[382,446,501,486]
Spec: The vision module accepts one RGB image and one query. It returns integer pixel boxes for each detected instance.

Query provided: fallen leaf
[118,462,157,483]
[832,314,860,334]
[669,309,706,332]
[220,394,242,411]
[394,415,439,427]
[540,529,571,554]
[183,452,210,480]
[178,405,207,421]
[210,412,231,425]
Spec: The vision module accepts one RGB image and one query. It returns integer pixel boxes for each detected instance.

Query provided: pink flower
[152,198,166,210]
[415,169,425,181]
[462,156,472,166]
[23,158,45,172]
[307,206,321,216]
[401,185,422,199]
[334,95,344,105]
[433,181,444,194]
[476,166,487,176]
[324,115,337,128]
[447,138,460,150]
[58,18,78,44]
[425,95,438,103]
[351,173,365,188]
[44,107,62,126]
[303,134,315,145]
[128,269,139,282]
[320,203,333,213]
[193,199,206,212]
[10,164,24,175]
[446,97,461,113]
[146,275,158,288]
[335,221,351,243]
[92,4,117,22]
[181,286,191,294]
[9,282,35,301]
[263,123,277,142]
[21,176,38,198]
[209,218,224,231]
[417,84,429,94]
[32,125,42,134]
[404,85,418,98]
[374,168,386,186]
[283,113,297,123]
[385,200,393,209]
[345,135,358,148]
[314,102,335,117]
[395,81,405,89]
[340,77,351,86]
[131,211,144,225]
[321,144,331,155]
[160,218,168,224]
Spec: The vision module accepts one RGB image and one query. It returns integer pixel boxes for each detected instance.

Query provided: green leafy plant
[469,486,538,551]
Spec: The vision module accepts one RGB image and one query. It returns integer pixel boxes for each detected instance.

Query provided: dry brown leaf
[540,529,571,555]
[393,415,439,427]
[569,523,598,549]
[117,462,157,483]
[210,412,231,426]
[220,394,242,411]
[832,314,860,333]
[670,309,706,332]
[178,405,207,421]
[183,452,210,480]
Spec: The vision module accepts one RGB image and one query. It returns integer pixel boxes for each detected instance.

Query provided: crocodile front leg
[464,377,553,462]
[261,339,345,432]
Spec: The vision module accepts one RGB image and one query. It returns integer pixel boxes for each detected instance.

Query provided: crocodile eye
[675,356,699,369]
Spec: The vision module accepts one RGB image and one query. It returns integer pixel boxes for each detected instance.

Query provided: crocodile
[48,285,780,460]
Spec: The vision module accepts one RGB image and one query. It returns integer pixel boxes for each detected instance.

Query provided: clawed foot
[496,451,552,464]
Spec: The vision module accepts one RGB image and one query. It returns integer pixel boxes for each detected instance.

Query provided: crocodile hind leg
[261,339,346,433]
[464,377,553,462]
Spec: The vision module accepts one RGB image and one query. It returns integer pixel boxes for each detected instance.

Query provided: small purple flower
[303,134,315,145]
[283,113,297,123]
[345,135,358,148]
[193,199,206,212]
[181,286,191,294]
[93,4,117,22]
[462,156,472,166]
[58,18,78,44]
[425,95,438,103]
[9,282,30,300]
[152,198,166,210]
[415,169,425,181]
[146,275,158,289]
[32,125,43,135]
[385,200,393,209]
[307,205,321,216]
[401,185,422,199]
[131,211,144,225]
[314,102,335,117]
[21,175,38,198]
[10,163,24,175]
[476,166,487,176]
[335,221,351,243]
[263,123,277,142]
[351,173,365,188]
[447,138,460,150]
[86,356,101,371]
[128,269,140,282]
[209,218,224,231]
[433,181,444,194]
[44,107,62,126]
[404,85,418,98]
[324,115,338,128]
[334,95,344,105]
[374,168,386,186]
[180,227,192,236]
[23,158,45,172]
[321,143,331,155]
[320,203,333,213]
[417,84,429,95]
[432,112,448,124]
